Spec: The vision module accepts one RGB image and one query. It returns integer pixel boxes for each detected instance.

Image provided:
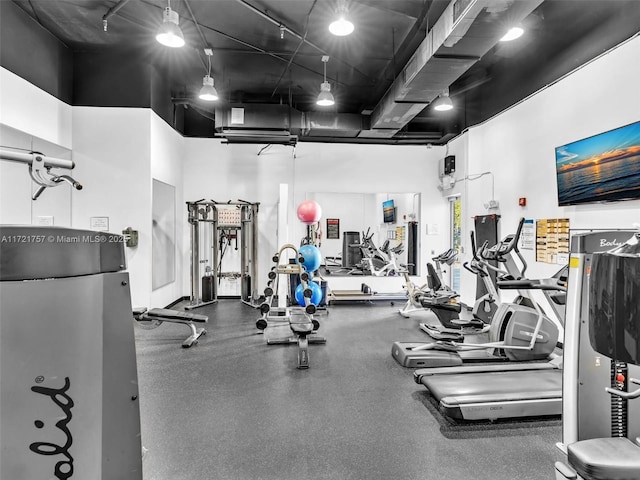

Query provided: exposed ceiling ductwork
[360,0,544,139]
[212,0,543,145]
[7,0,640,145]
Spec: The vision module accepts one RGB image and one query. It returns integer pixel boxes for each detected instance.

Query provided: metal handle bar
[606,378,640,399]
[481,217,526,260]
[0,149,75,169]
[463,261,484,276]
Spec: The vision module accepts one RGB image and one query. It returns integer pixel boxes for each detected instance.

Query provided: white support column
[277,184,289,308]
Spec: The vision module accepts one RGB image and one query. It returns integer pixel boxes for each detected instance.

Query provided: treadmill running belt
[419,369,561,420]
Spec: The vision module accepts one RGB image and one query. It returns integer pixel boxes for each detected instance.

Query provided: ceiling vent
[360,0,543,139]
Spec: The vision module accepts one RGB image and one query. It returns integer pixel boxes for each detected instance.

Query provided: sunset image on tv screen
[555,121,640,206]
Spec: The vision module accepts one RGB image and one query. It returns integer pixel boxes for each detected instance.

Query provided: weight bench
[257,309,326,369]
[133,307,208,348]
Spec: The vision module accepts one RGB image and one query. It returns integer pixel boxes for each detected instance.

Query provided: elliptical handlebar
[463,261,485,276]
[465,232,492,277]
[476,217,529,279]
[481,217,525,261]
[433,248,455,262]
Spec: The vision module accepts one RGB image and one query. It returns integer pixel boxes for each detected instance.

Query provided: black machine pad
[147,308,208,323]
[568,437,640,480]
[590,250,640,365]
[420,298,461,312]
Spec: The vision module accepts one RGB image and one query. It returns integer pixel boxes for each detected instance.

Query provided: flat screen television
[382,199,396,223]
[555,120,640,206]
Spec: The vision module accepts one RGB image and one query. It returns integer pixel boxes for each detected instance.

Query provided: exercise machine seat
[421,298,461,312]
[426,262,443,291]
[147,308,208,323]
[567,437,640,480]
[290,322,314,334]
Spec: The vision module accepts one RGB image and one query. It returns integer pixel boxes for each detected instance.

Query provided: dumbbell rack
[255,244,326,369]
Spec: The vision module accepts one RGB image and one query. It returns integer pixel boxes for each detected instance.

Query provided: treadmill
[414,363,562,420]
[412,231,624,421]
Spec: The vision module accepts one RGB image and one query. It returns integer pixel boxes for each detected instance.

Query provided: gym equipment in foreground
[398,220,521,341]
[554,230,640,480]
[410,230,625,422]
[256,244,326,369]
[393,218,551,364]
[327,282,408,304]
[133,307,208,347]
[0,148,83,200]
[0,225,141,479]
[186,199,260,309]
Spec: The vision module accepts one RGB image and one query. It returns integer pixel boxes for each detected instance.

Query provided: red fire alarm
[518,197,527,207]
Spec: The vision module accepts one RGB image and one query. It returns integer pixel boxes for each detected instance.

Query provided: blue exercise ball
[298,244,322,273]
[295,281,323,307]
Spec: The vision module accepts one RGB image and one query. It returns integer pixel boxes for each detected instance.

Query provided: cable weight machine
[186,199,260,310]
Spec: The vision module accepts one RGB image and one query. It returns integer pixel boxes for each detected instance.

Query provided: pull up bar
[0,149,82,200]
[0,149,75,170]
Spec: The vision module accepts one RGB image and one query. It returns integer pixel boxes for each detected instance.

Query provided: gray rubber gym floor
[135,300,563,480]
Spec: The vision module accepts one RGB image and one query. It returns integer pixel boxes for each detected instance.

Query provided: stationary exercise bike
[398,233,506,342]
[419,218,540,341]
[399,248,459,319]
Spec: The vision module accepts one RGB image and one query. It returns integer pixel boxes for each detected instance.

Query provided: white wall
[446,35,640,305]
[0,67,74,226]
[183,140,447,295]
[182,140,296,297]
[150,114,185,307]
[72,107,152,307]
[0,125,74,225]
[308,191,419,268]
[292,143,446,292]
[0,68,72,149]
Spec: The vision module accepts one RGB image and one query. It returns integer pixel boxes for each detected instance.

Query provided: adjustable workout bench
[133,307,208,348]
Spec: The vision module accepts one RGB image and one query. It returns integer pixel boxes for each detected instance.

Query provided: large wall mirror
[308,192,420,277]
[152,179,176,289]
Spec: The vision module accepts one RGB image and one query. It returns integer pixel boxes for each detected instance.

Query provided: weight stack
[407,221,418,275]
[202,274,216,302]
[342,231,362,268]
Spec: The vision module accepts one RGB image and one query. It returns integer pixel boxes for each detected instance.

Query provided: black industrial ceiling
[6,0,640,145]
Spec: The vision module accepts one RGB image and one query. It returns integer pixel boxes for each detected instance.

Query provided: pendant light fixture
[156,0,185,48]
[500,26,524,42]
[199,49,218,101]
[433,89,453,111]
[316,56,335,106]
[329,1,354,36]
